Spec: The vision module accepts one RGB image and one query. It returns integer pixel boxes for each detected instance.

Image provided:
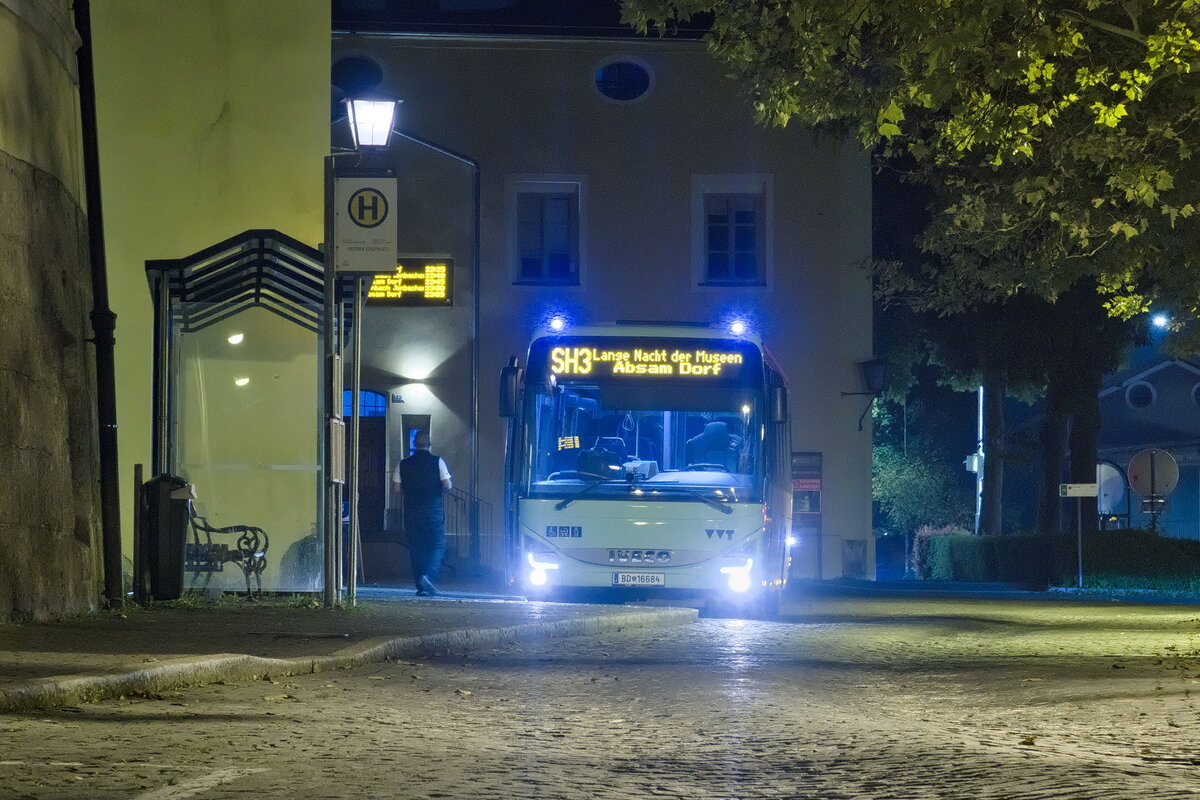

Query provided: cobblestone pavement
[5,596,1200,799]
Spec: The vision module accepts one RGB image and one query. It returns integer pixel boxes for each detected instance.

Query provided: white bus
[499,322,792,615]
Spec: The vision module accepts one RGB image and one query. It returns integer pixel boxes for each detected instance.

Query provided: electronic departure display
[532,336,759,384]
[365,258,452,306]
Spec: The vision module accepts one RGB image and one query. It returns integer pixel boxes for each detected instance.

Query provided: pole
[348,277,364,604]
[153,274,170,475]
[974,386,984,536]
[335,299,345,600]
[74,0,123,604]
[1149,450,1159,535]
[322,155,339,607]
[469,164,481,573]
[1076,497,1083,589]
[132,463,143,603]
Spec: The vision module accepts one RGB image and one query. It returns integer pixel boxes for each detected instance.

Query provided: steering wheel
[684,463,731,472]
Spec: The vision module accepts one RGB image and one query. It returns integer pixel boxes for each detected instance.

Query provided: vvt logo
[705,529,735,540]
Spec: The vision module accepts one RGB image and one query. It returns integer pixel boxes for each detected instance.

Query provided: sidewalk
[793,578,1200,605]
[0,586,697,713]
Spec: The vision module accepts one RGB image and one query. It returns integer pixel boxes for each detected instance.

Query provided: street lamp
[325,93,483,605]
[344,98,399,148]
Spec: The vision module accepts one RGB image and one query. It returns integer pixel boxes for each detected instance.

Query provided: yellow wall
[91,0,329,564]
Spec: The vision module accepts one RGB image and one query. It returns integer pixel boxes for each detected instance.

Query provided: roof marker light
[729,319,748,335]
[549,316,567,332]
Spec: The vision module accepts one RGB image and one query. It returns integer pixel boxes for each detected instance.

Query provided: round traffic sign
[1127,448,1179,497]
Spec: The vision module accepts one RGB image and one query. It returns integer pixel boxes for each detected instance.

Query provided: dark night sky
[333,0,707,38]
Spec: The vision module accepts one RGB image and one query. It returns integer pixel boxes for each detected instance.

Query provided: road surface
[4,593,1200,799]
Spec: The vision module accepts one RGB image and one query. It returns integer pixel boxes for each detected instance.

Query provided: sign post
[1128,448,1179,535]
[1059,483,1098,588]
[325,169,398,607]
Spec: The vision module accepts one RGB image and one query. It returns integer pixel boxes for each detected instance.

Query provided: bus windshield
[523,336,766,503]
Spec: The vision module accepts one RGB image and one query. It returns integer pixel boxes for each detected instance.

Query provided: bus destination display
[365,258,452,306]
[549,343,746,379]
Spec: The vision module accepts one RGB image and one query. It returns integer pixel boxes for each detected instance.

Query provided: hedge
[910,527,1200,591]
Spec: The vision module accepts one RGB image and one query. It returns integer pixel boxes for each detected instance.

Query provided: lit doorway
[344,390,388,541]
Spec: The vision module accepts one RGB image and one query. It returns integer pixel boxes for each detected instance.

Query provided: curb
[0,607,697,714]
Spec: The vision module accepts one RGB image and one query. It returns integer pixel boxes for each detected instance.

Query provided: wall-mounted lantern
[842,357,893,431]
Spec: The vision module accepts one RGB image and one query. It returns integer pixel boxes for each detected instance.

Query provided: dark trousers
[405,503,445,587]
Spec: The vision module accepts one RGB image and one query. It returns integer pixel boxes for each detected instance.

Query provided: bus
[498,322,792,615]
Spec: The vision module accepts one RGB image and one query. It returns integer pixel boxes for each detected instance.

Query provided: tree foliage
[873,440,973,536]
[623,0,1200,318]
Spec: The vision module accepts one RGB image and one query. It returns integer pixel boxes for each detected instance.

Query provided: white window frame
[1124,380,1157,410]
[692,174,773,288]
[506,175,587,287]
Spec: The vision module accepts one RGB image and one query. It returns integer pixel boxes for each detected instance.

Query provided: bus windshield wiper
[670,486,733,514]
[554,477,619,510]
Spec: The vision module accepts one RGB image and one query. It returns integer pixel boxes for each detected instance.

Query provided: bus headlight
[720,558,754,593]
[527,551,559,586]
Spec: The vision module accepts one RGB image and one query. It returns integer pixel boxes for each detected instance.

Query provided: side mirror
[771,385,788,424]
[499,357,523,418]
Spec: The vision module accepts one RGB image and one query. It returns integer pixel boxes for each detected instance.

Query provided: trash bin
[138,474,193,601]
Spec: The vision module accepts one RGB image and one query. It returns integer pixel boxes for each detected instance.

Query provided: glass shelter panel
[174,305,322,592]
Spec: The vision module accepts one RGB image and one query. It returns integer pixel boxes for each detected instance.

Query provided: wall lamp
[841,357,893,431]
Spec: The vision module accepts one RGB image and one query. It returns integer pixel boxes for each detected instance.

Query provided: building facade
[334,29,875,580]
[1098,353,1200,537]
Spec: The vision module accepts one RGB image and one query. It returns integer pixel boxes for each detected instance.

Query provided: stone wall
[0,0,101,621]
[0,151,100,620]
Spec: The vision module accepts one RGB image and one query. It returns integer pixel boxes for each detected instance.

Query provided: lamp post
[323,97,401,607]
[325,97,482,604]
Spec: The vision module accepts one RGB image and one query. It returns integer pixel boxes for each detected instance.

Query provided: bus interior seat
[592,436,628,462]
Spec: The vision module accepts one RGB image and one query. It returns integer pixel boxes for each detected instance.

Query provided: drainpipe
[74,0,123,605]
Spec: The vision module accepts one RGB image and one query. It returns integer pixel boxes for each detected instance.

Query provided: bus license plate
[612,572,665,587]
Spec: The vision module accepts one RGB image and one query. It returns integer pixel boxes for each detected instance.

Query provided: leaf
[1108,221,1138,240]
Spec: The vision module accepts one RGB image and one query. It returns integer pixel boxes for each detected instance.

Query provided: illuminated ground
[5,592,1200,799]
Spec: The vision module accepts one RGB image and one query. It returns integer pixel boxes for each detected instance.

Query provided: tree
[622,0,1200,319]
[873,438,973,535]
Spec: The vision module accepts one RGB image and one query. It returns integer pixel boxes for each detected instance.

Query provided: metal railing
[443,487,499,576]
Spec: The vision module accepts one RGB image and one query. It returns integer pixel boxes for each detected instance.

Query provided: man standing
[392,431,452,596]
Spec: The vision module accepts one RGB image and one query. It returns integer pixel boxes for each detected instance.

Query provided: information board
[542,338,753,382]
[364,258,453,306]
